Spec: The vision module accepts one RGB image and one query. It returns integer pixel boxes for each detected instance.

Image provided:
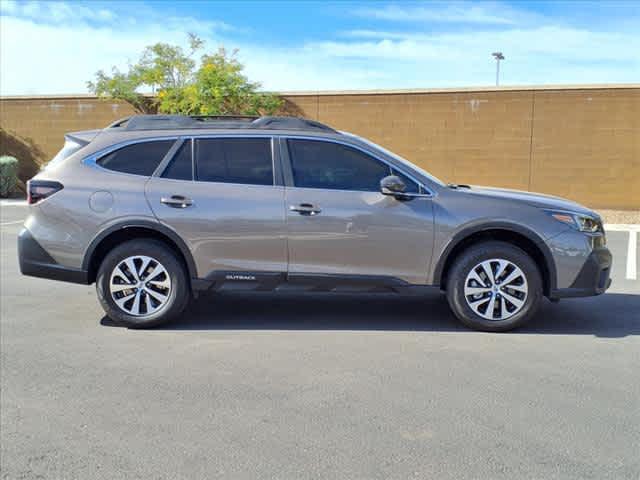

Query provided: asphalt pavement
[1,204,639,480]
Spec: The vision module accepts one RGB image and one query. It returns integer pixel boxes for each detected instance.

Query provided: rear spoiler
[65,129,101,146]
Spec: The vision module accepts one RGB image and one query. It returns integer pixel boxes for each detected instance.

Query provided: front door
[283,138,434,285]
[145,137,287,279]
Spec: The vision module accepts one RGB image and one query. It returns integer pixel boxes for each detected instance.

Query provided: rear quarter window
[97,140,175,176]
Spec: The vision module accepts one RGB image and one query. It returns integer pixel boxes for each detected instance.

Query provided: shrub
[0,156,19,197]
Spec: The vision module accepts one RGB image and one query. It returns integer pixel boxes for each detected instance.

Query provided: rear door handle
[290,203,321,216]
[161,195,193,208]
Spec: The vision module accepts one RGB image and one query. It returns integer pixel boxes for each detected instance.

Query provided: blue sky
[1,0,638,95]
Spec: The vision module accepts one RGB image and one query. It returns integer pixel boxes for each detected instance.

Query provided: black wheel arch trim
[432,221,557,293]
[82,220,198,283]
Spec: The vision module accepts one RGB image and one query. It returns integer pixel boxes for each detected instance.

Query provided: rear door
[145,136,287,279]
[282,137,434,285]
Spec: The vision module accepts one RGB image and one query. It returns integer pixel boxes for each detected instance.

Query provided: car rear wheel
[96,239,190,328]
[446,241,543,332]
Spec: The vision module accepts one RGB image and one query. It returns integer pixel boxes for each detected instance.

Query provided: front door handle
[290,203,321,216]
[161,195,193,208]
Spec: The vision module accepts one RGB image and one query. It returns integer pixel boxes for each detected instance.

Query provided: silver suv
[18,115,612,331]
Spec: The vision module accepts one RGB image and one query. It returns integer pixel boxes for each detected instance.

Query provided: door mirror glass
[380,175,407,196]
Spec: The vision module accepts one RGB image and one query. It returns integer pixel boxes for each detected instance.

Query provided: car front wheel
[446,241,543,332]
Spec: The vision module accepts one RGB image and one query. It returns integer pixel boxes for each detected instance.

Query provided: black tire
[96,239,190,328]
[445,241,543,332]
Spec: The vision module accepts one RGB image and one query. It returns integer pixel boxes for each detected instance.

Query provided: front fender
[431,219,557,293]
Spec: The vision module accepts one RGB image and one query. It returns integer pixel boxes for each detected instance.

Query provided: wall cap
[279,83,640,96]
[1,83,639,100]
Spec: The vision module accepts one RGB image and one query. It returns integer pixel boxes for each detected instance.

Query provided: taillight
[27,180,64,205]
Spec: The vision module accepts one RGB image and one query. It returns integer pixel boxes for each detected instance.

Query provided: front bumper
[550,246,612,299]
[18,228,89,284]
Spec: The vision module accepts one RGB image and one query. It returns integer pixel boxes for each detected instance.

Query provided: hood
[460,185,596,216]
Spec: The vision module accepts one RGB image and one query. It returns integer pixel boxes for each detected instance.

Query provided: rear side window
[162,140,193,181]
[97,140,174,176]
[287,139,389,191]
[195,138,273,186]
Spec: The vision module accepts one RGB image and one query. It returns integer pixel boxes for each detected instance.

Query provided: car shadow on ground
[101,291,640,338]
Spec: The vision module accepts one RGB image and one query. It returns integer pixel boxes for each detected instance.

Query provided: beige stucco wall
[1,86,638,209]
[0,97,137,161]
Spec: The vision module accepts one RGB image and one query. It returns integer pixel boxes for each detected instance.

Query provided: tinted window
[287,139,390,191]
[162,141,192,180]
[195,138,273,186]
[97,140,174,176]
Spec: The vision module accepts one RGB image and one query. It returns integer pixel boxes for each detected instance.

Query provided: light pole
[492,52,504,86]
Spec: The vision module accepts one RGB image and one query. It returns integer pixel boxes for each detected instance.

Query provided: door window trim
[278,135,434,197]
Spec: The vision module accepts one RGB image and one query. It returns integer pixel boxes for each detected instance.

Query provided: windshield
[343,132,445,187]
[44,139,84,171]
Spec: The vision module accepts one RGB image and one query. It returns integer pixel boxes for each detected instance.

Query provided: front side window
[287,139,391,192]
[97,140,174,176]
[348,132,445,187]
[195,138,273,186]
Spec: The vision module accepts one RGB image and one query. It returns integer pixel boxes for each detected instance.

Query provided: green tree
[87,35,282,116]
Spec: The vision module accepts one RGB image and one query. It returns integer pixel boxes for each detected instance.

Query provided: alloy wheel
[109,255,172,316]
[463,258,528,321]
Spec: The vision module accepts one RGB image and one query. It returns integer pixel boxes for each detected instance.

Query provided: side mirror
[380,175,407,196]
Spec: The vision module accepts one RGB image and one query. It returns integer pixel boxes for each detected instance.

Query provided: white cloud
[301,26,639,87]
[0,16,203,95]
[230,23,640,91]
[353,2,523,25]
[1,0,117,24]
[0,1,238,95]
[0,1,638,95]
[333,27,640,63]
[0,0,234,34]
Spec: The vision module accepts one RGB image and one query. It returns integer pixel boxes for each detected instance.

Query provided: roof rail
[105,114,337,133]
[252,116,337,133]
[106,116,133,128]
[190,115,258,121]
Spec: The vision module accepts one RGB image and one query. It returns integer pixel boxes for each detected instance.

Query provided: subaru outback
[18,115,612,331]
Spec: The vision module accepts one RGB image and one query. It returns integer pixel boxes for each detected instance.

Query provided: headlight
[545,210,602,233]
